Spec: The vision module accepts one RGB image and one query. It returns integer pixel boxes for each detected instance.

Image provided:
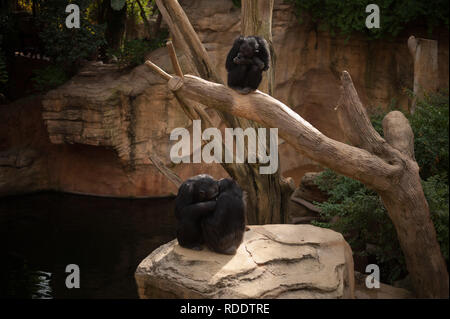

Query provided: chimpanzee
[201,178,246,255]
[225,35,270,94]
[175,174,219,250]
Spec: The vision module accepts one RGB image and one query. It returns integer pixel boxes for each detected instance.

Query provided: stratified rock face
[39,49,228,197]
[135,224,355,299]
[3,0,448,197]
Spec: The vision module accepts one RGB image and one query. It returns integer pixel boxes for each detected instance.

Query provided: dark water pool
[0,192,176,299]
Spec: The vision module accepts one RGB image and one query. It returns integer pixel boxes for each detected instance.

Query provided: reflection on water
[0,192,176,299]
[34,271,52,299]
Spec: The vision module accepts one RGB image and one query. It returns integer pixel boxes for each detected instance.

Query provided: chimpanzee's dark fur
[225,35,270,94]
[175,174,219,250]
[201,178,246,255]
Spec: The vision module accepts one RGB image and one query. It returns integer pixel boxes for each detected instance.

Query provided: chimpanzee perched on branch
[225,35,270,94]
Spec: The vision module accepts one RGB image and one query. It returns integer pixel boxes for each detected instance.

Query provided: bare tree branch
[145,61,401,190]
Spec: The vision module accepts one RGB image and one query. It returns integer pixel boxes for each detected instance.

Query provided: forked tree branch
[145,60,401,191]
[336,72,387,156]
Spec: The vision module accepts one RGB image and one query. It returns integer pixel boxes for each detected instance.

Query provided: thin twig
[166,40,184,78]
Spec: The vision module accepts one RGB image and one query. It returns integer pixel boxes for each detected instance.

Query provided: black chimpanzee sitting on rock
[225,35,270,94]
[175,174,219,250]
[201,178,246,255]
[175,175,246,255]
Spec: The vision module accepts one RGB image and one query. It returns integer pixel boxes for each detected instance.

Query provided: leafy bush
[422,174,449,261]
[285,0,449,39]
[31,65,69,92]
[312,92,449,283]
[409,91,449,180]
[126,0,157,23]
[38,0,106,68]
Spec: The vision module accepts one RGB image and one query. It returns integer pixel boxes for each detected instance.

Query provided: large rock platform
[135,224,355,298]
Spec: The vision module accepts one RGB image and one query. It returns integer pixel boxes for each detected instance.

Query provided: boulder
[135,224,355,298]
[294,172,329,203]
[288,172,328,224]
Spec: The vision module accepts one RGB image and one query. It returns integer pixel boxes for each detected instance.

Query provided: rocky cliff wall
[1,0,448,197]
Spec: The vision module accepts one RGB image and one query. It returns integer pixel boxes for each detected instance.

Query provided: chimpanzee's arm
[233,52,253,65]
[179,200,217,220]
[255,36,270,71]
[252,56,265,70]
[226,36,245,71]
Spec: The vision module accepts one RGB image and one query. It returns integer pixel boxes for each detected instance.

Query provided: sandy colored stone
[135,224,355,299]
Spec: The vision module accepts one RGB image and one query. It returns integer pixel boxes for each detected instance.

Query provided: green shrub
[422,174,449,261]
[38,0,106,68]
[285,0,449,39]
[409,91,449,180]
[312,92,449,283]
[31,65,69,92]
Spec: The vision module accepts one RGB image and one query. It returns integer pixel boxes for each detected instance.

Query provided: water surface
[0,192,176,299]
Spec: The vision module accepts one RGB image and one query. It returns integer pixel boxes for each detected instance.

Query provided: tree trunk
[407,36,439,113]
[241,0,275,95]
[380,110,448,298]
[235,0,291,225]
[155,0,293,224]
[104,0,127,50]
[380,171,448,298]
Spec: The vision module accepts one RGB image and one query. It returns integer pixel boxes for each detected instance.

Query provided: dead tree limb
[144,59,449,298]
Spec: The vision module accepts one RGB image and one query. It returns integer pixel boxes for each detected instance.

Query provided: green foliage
[31,65,69,92]
[409,91,449,180]
[312,91,449,283]
[285,0,449,39]
[108,30,168,68]
[422,174,449,261]
[38,0,106,68]
[127,0,156,23]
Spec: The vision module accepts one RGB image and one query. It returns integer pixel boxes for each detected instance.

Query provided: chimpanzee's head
[239,37,259,58]
[218,178,243,198]
[191,174,219,202]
